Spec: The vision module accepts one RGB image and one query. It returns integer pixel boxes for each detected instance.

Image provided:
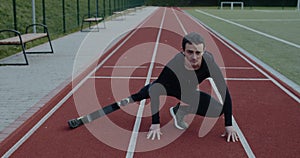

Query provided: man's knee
[131,84,151,101]
[149,83,166,97]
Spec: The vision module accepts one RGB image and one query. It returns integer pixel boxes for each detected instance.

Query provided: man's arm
[145,82,164,140]
[206,54,238,142]
[147,66,177,140]
[150,66,177,124]
[205,54,232,126]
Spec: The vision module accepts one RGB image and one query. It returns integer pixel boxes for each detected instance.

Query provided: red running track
[1,7,300,158]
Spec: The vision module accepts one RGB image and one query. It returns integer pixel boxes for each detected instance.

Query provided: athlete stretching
[68,32,238,142]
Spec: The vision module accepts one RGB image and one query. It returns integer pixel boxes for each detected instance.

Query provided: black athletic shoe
[68,118,83,129]
[170,106,188,130]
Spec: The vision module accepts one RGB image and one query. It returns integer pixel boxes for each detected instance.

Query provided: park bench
[81,13,106,32]
[135,6,144,11]
[126,8,136,15]
[0,24,54,65]
[112,11,126,20]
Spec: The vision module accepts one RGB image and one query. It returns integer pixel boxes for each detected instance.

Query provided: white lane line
[91,76,270,81]
[172,8,256,158]
[156,66,255,70]
[102,65,254,70]
[2,7,160,158]
[91,76,157,80]
[225,78,269,81]
[189,11,300,103]
[208,78,256,158]
[221,67,254,70]
[126,7,167,158]
[103,65,148,69]
[195,9,300,49]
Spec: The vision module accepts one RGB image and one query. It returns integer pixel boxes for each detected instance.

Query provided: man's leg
[129,84,151,102]
[170,91,223,129]
[180,91,223,117]
[68,84,151,129]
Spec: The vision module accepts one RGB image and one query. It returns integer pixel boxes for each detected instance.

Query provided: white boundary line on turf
[125,7,166,158]
[253,9,299,13]
[190,10,300,103]
[172,8,256,158]
[2,7,159,157]
[231,18,300,22]
[195,9,300,49]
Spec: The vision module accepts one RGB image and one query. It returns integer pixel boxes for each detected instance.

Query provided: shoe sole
[68,118,82,129]
[169,107,185,130]
[68,119,77,129]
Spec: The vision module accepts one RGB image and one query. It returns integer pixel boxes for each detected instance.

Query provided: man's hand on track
[222,126,239,142]
[147,124,162,140]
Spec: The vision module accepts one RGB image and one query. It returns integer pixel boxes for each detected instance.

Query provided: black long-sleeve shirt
[150,52,232,126]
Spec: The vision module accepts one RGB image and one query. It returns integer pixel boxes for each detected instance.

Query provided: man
[69,32,238,142]
[120,32,238,142]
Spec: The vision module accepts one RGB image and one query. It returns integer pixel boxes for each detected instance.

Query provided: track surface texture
[1,7,299,158]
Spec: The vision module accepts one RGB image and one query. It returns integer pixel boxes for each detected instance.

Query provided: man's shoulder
[173,52,184,60]
[203,51,215,63]
[168,52,184,64]
[163,52,184,71]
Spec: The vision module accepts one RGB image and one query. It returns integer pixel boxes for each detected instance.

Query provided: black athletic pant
[130,83,225,122]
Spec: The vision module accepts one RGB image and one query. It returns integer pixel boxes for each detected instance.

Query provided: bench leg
[81,19,84,32]
[89,22,92,29]
[96,21,100,32]
[26,32,54,54]
[0,43,29,66]
[103,20,106,29]
[47,33,54,53]
[21,43,29,65]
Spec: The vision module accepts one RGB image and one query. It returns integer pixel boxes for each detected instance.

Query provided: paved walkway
[0,6,158,143]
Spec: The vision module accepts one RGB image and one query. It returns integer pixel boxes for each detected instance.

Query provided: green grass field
[184,7,300,85]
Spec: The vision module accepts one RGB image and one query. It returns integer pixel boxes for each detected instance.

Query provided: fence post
[114,0,116,11]
[12,0,17,30]
[77,0,80,26]
[96,0,99,17]
[281,0,285,9]
[109,0,112,16]
[88,0,91,16]
[103,0,106,17]
[42,0,46,25]
[62,0,66,33]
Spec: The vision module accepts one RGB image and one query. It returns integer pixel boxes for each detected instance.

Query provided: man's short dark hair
[182,32,205,51]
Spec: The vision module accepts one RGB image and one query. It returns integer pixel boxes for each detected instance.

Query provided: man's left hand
[221,126,239,142]
[147,124,162,140]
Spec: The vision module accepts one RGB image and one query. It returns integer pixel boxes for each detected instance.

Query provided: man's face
[183,43,204,70]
